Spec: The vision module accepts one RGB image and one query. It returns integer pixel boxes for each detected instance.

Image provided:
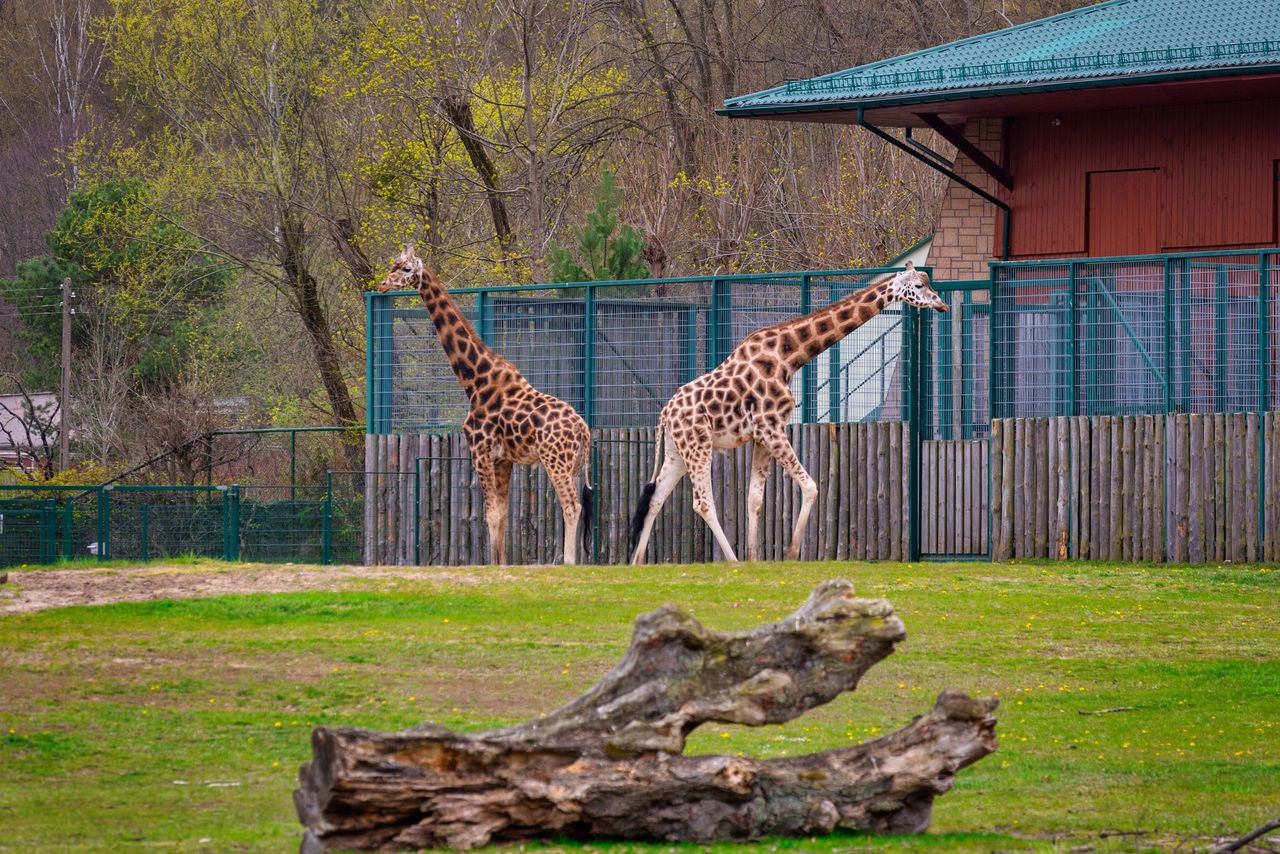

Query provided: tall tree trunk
[279,210,359,428]
[441,94,516,254]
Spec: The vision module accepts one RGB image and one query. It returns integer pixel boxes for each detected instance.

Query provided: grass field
[1,559,1277,852]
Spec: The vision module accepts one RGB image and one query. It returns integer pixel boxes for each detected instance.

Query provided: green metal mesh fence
[991,250,1278,418]
[368,269,913,433]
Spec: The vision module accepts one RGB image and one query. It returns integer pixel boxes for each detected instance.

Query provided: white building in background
[0,391,60,471]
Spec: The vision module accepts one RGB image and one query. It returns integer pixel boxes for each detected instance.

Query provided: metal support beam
[858,108,1011,260]
[917,113,1014,190]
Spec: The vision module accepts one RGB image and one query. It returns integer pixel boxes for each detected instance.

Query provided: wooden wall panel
[1007,98,1280,258]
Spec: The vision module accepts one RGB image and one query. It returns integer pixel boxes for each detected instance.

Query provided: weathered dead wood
[294,581,998,852]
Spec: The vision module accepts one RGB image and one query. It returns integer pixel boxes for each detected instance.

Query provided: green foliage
[547,169,649,295]
[1,178,232,391]
[0,256,74,388]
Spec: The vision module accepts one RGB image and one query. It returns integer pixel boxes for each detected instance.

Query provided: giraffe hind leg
[745,441,772,562]
[629,453,686,565]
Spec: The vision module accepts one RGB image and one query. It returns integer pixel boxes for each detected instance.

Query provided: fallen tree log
[295,580,998,852]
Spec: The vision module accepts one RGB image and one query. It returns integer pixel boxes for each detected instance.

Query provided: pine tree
[547,169,649,295]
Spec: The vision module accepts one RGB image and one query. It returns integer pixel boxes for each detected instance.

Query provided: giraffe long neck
[776,279,895,379]
[416,275,501,402]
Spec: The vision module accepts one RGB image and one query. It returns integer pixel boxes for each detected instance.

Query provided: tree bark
[440,95,515,253]
[277,209,359,428]
[294,580,998,851]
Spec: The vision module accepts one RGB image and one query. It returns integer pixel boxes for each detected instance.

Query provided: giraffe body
[629,264,947,564]
[379,246,592,565]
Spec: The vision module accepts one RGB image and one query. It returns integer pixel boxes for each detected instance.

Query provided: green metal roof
[723,0,1280,116]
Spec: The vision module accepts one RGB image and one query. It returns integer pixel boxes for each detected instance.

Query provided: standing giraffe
[378,246,593,565]
[629,263,947,564]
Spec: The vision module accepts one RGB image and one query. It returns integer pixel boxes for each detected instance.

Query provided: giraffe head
[886,262,948,312]
[376,244,427,293]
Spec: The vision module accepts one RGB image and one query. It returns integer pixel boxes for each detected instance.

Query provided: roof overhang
[720,66,1280,128]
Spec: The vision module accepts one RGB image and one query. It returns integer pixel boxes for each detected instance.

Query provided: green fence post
[39,500,54,565]
[290,430,297,501]
[1163,258,1173,411]
[98,486,111,562]
[800,274,815,423]
[140,503,149,563]
[591,436,600,564]
[904,305,921,562]
[322,471,333,566]
[709,278,732,368]
[582,284,595,428]
[1067,262,1078,416]
[62,500,73,562]
[226,485,240,561]
[1179,260,1192,407]
[413,462,422,566]
[1259,253,1270,553]
[365,290,376,434]
[1214,266,1229,407]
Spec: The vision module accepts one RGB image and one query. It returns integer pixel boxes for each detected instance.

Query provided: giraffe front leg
[689,461,739,563]
[472,450,510,566]
[547,463,582,565]
[758,428,817,562]
[745,442,772,562]
[489,460,512,565]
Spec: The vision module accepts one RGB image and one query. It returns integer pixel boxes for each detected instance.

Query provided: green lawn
[1,560,1277,852]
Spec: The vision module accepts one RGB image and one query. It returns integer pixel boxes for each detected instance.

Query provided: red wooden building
[723,0,1280,278]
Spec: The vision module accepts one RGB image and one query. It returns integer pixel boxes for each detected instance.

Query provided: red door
[1087,169,1159,256]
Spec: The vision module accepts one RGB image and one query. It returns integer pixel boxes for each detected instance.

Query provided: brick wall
[929,118,1003,281]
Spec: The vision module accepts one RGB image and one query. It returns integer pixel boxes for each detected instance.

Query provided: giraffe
[377,245,593,565]
[628,262,947,564]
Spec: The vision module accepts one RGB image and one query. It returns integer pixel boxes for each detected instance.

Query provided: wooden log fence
[364,413,1277,567]
[991,413,1278,563]
[365,423,911,566]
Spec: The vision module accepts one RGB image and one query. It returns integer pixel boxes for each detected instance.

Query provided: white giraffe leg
[547,464,582,565]
[745,442,772,561]
[629,453,686,565]
[758,427,817,561]
[688,460,739,563]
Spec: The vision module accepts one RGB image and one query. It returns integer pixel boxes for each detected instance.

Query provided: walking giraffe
[378,246,593,565]
[629,263,948,564]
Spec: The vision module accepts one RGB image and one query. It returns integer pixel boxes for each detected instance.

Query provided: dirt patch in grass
[0,564,520,614]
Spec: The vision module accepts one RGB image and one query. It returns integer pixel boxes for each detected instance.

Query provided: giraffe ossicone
[629,263,947,565]
[377,245,593,566]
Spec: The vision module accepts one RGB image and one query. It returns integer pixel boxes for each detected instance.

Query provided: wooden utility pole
[59,276,71,472]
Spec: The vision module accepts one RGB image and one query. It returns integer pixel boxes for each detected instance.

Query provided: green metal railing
[0,477,367,569]
[367,267,921,434]
[991,249,1278,418]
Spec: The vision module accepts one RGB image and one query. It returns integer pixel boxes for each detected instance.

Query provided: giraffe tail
[580,483,594,559]
[628,421,664,553]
